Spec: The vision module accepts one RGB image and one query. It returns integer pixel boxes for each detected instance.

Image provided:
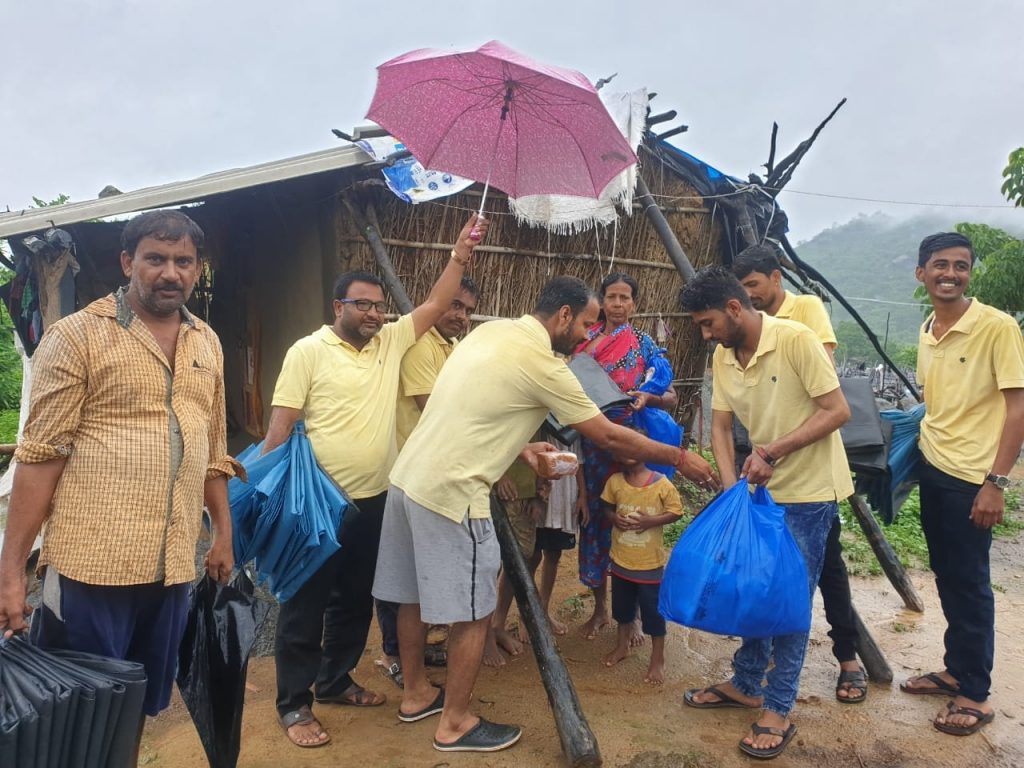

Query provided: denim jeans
[731,500,837,717]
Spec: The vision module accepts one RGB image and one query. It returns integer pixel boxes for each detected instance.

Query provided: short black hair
[732,244,782,281]
[333,270,384,302]
[600,271,639,303]
[918,232,975,268]
[459,275,480,299]
[533,276,596,318]
[679,266,753,312]
[121,210,204,257]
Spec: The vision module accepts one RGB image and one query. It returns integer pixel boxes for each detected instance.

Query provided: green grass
[0,409,18,444]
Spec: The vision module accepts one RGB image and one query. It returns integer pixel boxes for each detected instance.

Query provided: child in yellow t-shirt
[599,449,683,684]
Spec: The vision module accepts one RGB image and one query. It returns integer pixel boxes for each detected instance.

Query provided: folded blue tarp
[228,422,350,602]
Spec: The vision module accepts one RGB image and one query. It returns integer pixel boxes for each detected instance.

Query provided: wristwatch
[985,473,1010,490]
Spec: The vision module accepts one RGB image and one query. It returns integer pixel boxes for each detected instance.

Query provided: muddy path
[143,510,1024,767]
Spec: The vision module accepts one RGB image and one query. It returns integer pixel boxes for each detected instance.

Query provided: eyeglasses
[339,298,388,313]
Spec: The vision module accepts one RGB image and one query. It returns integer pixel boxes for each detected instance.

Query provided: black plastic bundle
[0,635,146,767]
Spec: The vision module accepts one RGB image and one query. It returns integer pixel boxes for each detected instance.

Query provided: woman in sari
[575,272,678,640]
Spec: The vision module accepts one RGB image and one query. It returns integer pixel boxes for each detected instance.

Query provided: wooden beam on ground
[492,495,602,767]
[847,494,924,613]
[852,605,893,683]
[0,444,15,455]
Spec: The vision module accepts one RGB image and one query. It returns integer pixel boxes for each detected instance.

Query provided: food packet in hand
[536,451,579,479]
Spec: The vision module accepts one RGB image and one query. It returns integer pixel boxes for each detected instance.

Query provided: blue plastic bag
[659,481,810,638]
[634,406,683,478]
[638,352,673,396]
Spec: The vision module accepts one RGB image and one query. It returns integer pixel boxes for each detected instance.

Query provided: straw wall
[335,160,722,427]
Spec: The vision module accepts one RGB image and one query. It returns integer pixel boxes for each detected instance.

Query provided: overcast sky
[2,0,1021,240]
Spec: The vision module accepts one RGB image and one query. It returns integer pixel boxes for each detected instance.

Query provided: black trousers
[376,599,400,658]
[276,491,388,716]
[819,515,858,663]
[919,463,994,702]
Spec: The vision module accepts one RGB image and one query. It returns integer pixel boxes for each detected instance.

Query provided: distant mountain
[794,211,1024,349]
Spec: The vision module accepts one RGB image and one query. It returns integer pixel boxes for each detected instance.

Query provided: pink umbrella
[367,40,637,220]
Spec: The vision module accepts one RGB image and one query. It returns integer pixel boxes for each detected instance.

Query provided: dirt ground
[143,498,1024,767]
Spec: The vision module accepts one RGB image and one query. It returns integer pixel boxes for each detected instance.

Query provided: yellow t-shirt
[391,315,601,522]
[917,300,1024,484]
[396,327,456,450]
[776,290,837,347]
[271,315,416,499]
[712,314,854,503]
[601,472,683,571]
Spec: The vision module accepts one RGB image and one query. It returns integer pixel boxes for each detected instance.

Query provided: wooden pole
[847,494,925,613]
[852,606,893,683]
[0,444,15,455]
[491,495,602,767]
[339,193,414,313]
[634,176,696,282]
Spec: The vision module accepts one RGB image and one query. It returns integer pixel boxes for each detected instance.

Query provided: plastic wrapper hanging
[659,481,810,638]
[176,570,271,768]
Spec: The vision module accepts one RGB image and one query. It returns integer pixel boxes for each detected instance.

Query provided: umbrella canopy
[367,40,637,202]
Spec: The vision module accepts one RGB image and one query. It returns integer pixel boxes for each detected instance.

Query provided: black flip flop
[684,685,760,709]
[433,717,522,753]
[398,686,445,723]
[836,667,868,704]
[738,722,797,760]
[900,672,960,696]
[933,701,995,736]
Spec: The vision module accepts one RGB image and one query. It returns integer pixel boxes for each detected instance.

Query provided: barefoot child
[600,444,683,684]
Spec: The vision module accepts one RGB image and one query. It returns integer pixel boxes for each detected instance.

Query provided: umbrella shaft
[476,111,508,220]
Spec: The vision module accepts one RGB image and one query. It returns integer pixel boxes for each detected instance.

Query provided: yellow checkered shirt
[15,290,242,586]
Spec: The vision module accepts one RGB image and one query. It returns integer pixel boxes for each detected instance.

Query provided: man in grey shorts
[373,276,720,754]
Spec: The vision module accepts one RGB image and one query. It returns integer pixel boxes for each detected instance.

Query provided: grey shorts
[372,485,500,624]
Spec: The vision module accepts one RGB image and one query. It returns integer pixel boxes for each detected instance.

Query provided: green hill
[794,211,1023,358]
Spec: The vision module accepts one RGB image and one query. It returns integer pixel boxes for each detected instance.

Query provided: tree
[1002,147,1024,207]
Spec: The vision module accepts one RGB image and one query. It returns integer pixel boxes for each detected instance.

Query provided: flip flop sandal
[279,706,331,748]
[684,685,760,709]
[933,701,995,736]
[373,659,405,688]
[433,717,523,753]
[900,672,960,696]
[424,646,448,667]
[398,686,446,722]
[836,667,868,704]
[316,682,387,707]
[738,722,797,760]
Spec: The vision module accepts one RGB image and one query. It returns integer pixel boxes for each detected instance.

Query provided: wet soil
[142,486,1024,768]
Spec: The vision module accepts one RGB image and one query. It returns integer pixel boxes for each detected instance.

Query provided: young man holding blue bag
[679,267,852,760]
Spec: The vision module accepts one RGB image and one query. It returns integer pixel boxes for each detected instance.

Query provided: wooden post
[847,494,925,613]
[852,606,893,683]
[634,176,696,282]
[491,495,602,768]
[339,193,414,313]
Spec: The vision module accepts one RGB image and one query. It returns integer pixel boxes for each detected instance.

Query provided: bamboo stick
[847,494,925,612]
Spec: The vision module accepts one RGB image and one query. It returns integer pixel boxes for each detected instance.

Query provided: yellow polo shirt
[272,315,416,499]
[602,473,683,571]
[396,327,456,450]
[776,290,837,347]
[917,300,1024,484]
[712,314,854,503]
[391,315,601,522]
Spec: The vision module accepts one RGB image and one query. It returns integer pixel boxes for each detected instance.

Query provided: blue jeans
[731,500,837,717]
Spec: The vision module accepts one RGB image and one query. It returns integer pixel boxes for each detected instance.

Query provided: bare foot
[483,632,507,668]
[494,627,523,657]
[581,611,609,640]
[645,658,665,684]
[285,719,330,748]
[515,621,531,646]
[603,644,630,667]
[548,614,568,636]
[628,619,646,648]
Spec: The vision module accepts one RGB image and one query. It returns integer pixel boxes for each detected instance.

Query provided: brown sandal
[317,682,387,707]
[900,672,960,697]
[279,706,331,748]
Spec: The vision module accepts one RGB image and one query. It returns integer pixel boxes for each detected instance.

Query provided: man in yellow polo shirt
[377,275,480,684]
[261,214,488,749]
[732,244,865,704]
[680,266,852,760]
[373,276,719,754]
[898,232,1024,738]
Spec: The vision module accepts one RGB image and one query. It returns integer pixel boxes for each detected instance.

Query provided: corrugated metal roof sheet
[0,145,371,239]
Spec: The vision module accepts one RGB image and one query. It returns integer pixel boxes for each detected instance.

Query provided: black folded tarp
[544,355,634,443]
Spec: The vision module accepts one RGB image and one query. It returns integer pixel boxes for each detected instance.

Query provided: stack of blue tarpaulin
[229,422,350,602]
